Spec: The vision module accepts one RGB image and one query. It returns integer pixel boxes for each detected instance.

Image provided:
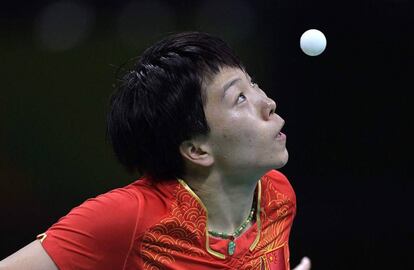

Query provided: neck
[183,170,263,235]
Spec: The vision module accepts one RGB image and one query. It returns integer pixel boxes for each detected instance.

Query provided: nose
[260,97,277,120]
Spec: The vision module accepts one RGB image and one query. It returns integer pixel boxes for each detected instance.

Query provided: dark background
[1,0,412,269]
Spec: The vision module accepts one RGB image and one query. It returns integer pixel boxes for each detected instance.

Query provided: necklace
[208,207,255,255]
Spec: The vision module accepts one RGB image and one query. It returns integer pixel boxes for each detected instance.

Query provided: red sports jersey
[37,170,296,270]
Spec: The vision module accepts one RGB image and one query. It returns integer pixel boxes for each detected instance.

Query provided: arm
[1,187,141,270]
[0,240,58,270]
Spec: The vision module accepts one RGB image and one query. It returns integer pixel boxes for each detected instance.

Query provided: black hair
[107,31,244,181]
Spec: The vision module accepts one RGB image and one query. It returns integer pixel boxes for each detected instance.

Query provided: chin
[274,151,289,169]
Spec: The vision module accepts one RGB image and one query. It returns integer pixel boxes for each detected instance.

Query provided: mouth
[276,131,286,141]
[275,123,286,141]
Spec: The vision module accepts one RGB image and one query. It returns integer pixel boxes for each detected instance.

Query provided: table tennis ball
[300,29,327,56]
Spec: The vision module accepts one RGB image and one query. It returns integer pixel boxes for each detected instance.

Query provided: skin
[180,66,310,269]
[1,66,310,270]
[0,240,58,270]
[180,66,288,233]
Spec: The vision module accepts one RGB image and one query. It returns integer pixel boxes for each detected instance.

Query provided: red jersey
[37,170,296,270]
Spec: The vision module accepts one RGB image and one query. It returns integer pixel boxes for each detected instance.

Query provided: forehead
[204,66,246,99]
[209,66,245,87]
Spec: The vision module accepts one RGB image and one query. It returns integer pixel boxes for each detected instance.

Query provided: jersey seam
[121,190,143,270]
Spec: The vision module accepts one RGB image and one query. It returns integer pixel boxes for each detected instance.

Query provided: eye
[236,93,247,103]
[249,76,259,88]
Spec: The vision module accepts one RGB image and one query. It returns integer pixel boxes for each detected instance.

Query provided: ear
[179,139,214,167]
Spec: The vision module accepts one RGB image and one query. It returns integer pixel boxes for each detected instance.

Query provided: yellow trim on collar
[177,178,262,259]
[177,178,226,259]
[250,180,261,251]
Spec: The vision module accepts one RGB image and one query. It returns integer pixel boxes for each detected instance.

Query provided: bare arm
[0,240,58,270]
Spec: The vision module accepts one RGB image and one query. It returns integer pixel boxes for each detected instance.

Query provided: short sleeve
[38,188,141,270]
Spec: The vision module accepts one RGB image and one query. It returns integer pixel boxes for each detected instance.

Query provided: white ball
[300,29,327,56]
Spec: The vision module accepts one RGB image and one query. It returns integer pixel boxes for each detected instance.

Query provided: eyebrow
[221,78,242,101]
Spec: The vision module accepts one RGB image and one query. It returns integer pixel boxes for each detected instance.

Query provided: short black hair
[107,31,244,181]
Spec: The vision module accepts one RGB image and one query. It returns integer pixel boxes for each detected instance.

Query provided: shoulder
[44,180,148,243]
[44,177,174,243]
[39,179,152,269]
[61,180,146,226]
[262,169,292,186]
[261,170,296,202]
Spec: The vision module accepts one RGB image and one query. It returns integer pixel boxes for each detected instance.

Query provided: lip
[276,131,286,141]
[274,119,285,141]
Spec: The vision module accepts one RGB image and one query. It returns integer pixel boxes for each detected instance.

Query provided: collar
[177,178,262,260]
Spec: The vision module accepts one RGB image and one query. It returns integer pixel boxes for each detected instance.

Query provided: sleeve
[37,188,141,270]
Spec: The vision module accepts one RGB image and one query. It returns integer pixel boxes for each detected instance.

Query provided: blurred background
[1,0,412,269]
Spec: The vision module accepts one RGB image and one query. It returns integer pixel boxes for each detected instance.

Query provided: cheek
[208,111,266,149]
[216,127,262,154]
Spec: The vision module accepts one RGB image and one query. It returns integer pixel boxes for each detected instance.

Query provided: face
[202,66,288,175]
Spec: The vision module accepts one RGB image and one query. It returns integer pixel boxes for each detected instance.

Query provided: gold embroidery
[140,174,294,269]
[241,175,295,270]
[177,179,227,259]
[141,183,208,268]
